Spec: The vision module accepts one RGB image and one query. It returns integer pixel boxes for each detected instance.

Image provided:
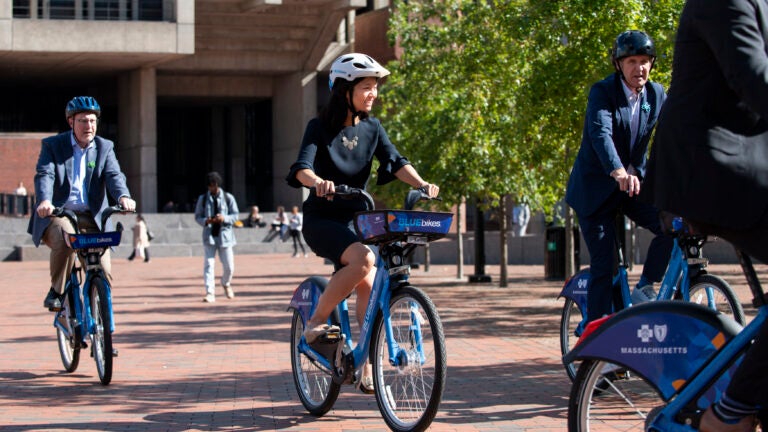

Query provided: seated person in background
[245,205,266,228]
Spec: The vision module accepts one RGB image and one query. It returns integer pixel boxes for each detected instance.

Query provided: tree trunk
[456,197,464,279]
[499,195,509,288]
[565,206,575,278]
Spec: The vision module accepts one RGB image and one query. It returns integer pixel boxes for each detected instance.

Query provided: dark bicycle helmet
[611,30,656,72]
[65,96,101,119]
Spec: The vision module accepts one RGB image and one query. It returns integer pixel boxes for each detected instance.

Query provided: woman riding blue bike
[285,53,439,393]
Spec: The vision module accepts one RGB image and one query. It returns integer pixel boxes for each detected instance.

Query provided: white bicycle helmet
[328,53,390,90]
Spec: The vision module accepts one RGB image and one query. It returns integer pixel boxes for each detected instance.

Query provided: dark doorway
[156,100,272,213]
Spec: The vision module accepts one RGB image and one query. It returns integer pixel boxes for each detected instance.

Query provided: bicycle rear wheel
[560,297,584,382]
[90,276,113,385]
[568,359,665,431]
[56,290,80,373]
[688,274,746,326]
[289,310,340,416]
[371,286,446,432]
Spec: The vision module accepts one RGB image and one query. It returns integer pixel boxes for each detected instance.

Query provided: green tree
[376,0,684,284]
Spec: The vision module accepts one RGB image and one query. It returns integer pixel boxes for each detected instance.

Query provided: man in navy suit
[28,96,136,310]
[565,31,673,323]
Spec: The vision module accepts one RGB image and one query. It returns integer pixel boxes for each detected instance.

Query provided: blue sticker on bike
[66,231,122,249]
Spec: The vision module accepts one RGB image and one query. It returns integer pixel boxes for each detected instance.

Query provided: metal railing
[0,194,34,217]
[12,0,174,22]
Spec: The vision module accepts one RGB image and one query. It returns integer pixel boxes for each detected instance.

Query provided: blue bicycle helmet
[65,96,101,119]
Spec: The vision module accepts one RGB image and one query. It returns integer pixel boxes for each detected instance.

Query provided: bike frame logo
[637,324,667,343]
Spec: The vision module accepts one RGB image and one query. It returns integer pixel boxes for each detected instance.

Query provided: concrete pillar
[0,0,10,50]
[272,71,317,209]
[118,67,158,212]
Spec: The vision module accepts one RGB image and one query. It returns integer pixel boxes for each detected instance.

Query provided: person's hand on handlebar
[610,168,640,197]
[419,183,440,199]
[313,178,336,201]
[119,196,137,212]
[36,200,55,218]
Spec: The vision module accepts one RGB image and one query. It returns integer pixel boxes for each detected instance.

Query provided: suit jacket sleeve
[585,82,624,175]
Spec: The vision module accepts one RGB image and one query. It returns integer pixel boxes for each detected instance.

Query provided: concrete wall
[3,213,740,267]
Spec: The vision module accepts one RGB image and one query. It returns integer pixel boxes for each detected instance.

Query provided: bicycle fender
[565,301,742,400]
[558,268,590,303]
[287,276,328,324]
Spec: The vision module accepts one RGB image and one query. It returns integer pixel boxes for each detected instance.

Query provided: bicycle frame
[561,236,702,335]
[289,245,419,378]
[566,250,763,431]
[55,249,116,345]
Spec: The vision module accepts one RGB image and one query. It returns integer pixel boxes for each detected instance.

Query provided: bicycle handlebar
[50,205,133,234]
[319,184,441,211]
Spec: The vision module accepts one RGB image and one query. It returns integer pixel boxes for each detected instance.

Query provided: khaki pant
[42,213,112,294]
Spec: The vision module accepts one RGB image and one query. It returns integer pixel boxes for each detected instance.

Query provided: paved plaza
[0,253,758,431]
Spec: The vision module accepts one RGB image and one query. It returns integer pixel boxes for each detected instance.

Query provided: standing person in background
[194,172,239,303]
[511,201,531,237]
[28,96,136,310]
[14,181,28,216]
[288,206,307,257]
[644,1,768,429]
[565,30,673,323]
[127,213,150,263]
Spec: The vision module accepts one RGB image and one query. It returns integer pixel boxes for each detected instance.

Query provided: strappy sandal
[358,374,375,394]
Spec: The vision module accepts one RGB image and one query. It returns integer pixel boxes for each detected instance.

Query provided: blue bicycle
[52,205,127,385]
[559,217,745,381]
[566,248,763,431]
[288,186,450,432]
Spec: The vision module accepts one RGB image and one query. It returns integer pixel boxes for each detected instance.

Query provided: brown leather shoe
[700,407,757,432]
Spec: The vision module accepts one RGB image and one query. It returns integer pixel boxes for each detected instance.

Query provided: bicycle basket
[354,210,453,244]
[64,231,122,250]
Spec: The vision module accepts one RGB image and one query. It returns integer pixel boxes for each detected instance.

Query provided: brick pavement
[0,254,758,431]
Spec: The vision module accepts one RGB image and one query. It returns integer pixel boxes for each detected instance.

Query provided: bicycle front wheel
[568,359,665,431]
[56,291,80,372]
[371,286,446,432]
[289,310,340,416]
[90,276,113,385]
[688,274,746,326]
[560,297,584,382]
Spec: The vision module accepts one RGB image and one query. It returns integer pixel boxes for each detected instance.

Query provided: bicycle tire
[56,289,80,373]
[568,359,665,431]
[370,286,446,432]
[688,273,746,326]
[289,310,341,416]
[560,297,583,382]
[90,276,113,385]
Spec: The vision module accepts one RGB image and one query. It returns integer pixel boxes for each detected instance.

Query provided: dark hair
[319,77,371,136]
[206,171,222,186]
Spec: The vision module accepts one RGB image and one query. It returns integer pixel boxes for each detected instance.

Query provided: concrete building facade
[0,0,393,213]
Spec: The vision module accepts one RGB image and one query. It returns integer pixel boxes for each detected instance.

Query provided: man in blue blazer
[565,31,673,322]
[27,96,136,310]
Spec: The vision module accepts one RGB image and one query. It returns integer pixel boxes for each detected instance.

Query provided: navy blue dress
[286,117,410,265]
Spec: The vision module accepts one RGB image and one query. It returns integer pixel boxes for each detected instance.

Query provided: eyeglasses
[76,118,98,125]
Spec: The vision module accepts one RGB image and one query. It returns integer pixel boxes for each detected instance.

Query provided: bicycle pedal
[48,306,62,312]
[112,348,119,357]
[318,329,341,343]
